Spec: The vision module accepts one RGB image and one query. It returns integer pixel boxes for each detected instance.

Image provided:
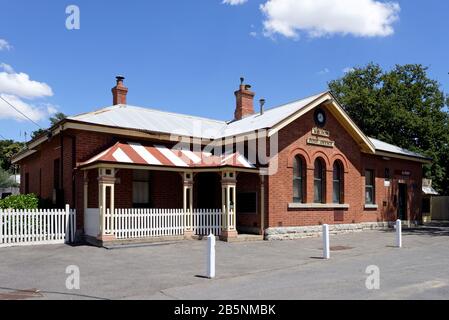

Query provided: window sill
[288,203,350,210]
[364,204,379,210]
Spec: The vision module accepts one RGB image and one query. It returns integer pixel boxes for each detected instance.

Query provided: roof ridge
[263,91,329,113]
[225,91,329,125]
[69,104,122,119]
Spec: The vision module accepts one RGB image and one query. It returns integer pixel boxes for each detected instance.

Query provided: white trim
[11,149,37,164]
[288,203,350,209]
[128,142,162,165]
[268,93,376,154]
[84,148,110,165]
[268,94,330,137]
[364,204,379,210]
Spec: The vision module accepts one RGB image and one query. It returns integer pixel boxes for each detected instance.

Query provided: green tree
[32,112,67,139]
[0,167,18,188]
[329,63,449,194]
[0,140,24,172]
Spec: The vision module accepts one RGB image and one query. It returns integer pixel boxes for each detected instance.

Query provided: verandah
[82,167,258,242]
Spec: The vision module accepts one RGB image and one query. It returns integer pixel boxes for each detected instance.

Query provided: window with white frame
[133,170,150,206]
[365,169,375,205]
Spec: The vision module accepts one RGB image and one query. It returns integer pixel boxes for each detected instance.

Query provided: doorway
[398,183,408,220]
[194,173,221,209]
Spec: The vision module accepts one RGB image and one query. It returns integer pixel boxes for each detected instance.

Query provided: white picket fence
[104,208,223,239]
[0,206,76,248]
[105,208,185,239]
[192,209,222,236]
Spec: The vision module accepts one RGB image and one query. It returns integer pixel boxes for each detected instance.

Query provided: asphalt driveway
[1,225,449,300]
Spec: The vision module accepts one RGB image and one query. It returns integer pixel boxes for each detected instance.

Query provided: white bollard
[323,224,330,260]
[396,219,402,248]
[207,233,216,279]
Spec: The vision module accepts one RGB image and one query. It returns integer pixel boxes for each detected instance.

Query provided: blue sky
[0,0,448,141]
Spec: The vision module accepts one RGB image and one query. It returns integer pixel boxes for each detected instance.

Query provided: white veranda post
[183,172,194,237]
[221,171,237,240]
[98,168,116,240]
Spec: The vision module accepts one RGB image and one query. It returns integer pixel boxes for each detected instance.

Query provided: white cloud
[343,67,355,73]
[0,94,56,122]
[249,31,258,37]
[222,0,248,5]
[0,65,57,122]
[0,71,53,99]
[0,63,15,74]
[317,68,330,75]
[260,0,400,39]
[0,39,12,51]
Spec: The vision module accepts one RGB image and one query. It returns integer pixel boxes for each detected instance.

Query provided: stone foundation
[265,222,395,241]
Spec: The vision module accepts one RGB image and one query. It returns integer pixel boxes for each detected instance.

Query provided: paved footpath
[0,226,449,300]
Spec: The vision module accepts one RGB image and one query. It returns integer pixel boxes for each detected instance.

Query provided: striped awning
[79,141,256,169]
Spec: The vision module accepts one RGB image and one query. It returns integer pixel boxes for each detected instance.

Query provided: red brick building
[12,77,430,244]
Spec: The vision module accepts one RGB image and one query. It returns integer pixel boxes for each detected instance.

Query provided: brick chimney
[234,78,255,120]
[112,75,128,105]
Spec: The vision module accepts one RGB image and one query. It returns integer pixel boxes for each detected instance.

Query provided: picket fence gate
[0,205,76,248]
[104,208,223,239]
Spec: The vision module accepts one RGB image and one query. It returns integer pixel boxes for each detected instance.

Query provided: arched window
[333,161,343,204]
[293,156,305,203]
[314,158,326,203]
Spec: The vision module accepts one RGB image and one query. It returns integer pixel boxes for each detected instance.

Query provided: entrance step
[101,235,186,249]
[227,234,264,243]
[423,221,449,228]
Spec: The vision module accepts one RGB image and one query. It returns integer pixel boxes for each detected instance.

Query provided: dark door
[398,184,407,220]
[195,173,221,209]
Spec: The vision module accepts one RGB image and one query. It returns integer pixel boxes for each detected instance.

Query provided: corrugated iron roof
[68,92,326,139]
[79,141,256,169]
[369,138,429,160]
[68,91,429,161]
[69,105,227,140]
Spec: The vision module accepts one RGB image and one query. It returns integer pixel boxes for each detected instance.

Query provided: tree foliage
[329,63,449,194]
[0,140,24,172]
[32,112,67,139]
[0,168,18,188]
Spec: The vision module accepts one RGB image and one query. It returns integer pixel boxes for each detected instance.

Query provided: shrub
[0,194,39,210]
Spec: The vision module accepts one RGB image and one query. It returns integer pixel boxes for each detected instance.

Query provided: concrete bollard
[207,233,216,279]
[323,224,330,260]
[396,219,402,248]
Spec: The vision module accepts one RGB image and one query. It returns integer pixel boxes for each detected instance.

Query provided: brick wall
[150,171,183,209]
[18,105,424,233]
[236,172,261,230]
[266,104,423,228]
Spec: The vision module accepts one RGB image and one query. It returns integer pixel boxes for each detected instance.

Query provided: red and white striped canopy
[79,141,256,169]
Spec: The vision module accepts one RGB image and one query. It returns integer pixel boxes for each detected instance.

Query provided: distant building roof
[422,179,439,195]
[422,186,439,195]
